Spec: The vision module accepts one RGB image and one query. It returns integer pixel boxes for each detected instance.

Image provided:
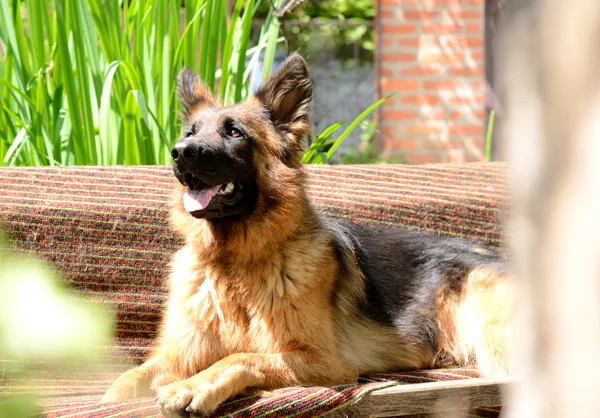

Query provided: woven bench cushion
[0,163,507,417]
[28,369,499,418]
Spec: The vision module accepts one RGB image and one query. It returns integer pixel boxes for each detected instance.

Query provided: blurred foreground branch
[501,0,600,416]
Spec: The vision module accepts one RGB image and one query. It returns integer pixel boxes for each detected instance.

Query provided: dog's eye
[185,124,196,138]
[228,127,242,138]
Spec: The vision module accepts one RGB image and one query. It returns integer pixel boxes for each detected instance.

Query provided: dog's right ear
[177,68,218,118]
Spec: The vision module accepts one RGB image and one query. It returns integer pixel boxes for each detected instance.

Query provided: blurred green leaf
[0,258,113,361]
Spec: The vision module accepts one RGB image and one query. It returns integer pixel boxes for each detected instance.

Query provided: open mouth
[181,173,240,213]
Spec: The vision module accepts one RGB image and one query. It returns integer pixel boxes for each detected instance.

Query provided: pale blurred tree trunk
[500,0,600,417]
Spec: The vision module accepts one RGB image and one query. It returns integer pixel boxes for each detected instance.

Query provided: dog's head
[171,53,312,222]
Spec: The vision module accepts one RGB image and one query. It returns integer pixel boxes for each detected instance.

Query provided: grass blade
[3,128,28,166]
[485,110,495,162]
[326,94,393,160]
[234,0,255,103]
[220,0,244,101]
[301,122,346,164]
[123,90,141,165]
[99,60,121,164]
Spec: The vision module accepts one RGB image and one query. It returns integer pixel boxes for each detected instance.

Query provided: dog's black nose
[171,141,199,161]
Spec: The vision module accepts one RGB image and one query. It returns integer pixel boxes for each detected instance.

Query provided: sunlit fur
[101,54,515,417]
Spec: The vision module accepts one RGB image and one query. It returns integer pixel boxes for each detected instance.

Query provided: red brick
[448,150,466,163]
[381,0,418,5]
[381,52,418,62]
[402,124,441,135]
[472,109,486,120]
[400,66,441,75]
[382,126,396,137]
[465,0,483,5]
[465,37,485,48]
[448,66,483,76]
[380,9,395,19]
[470,80,485,90]
[382,24,418,34]
[398,38,420,47]
[399,37,439,48]
[420,36,441,48]
[465,152,485,162]
[382,110,419,120]
[401,95,441,105]
[449,125,485,135]
[382,139,419,150]
[402,10,439,20]
[445,10,483,20]
[380,67,394,77]
[449,111,463,120]
[437,0,462,4]
[423,80,463,90]
[422,139,457,150]
[422,110,447,120]
[423,23,462,34]
[420,52,463,64]
[404,153,444,164]
[384,96,399,106]
[448,95,485,105]
[466,23,483,33]
[381,78,419,90]
[467,138,486,149]
[471,51,485,61]
[381,38,394,48]
[445,36,485,48]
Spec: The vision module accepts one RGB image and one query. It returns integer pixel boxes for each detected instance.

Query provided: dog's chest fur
[159,238,338,377]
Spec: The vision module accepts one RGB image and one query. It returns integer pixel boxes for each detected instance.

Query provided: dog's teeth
[224,183,234,194]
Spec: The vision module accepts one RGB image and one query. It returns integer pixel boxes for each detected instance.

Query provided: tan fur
[436,267,516,376]
[102,56,514,416]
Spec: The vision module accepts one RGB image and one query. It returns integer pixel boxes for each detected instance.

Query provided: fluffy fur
[101,54,515,417]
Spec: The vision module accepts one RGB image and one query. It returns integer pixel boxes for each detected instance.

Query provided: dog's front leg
[101,355,176,402]
[156,352,330,417]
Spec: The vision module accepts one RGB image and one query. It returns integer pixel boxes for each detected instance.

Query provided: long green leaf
[301,122,346,164]
[3,128,28,166]
[261,0,282,82]
[54,0,86,164]
[123,90,141,165]
[220,0,244,101]
[485,110,495,162]
[326,94,393,159]
[234,0,255,103]
[99,61,121,164]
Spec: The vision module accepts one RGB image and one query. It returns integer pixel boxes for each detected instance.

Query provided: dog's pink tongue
[183,185,221,212]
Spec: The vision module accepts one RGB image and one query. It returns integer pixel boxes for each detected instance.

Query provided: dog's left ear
[255,53,313,166]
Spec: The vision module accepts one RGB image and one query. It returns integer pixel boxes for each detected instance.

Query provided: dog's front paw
[101,368,150,402]
[157,378,222,417]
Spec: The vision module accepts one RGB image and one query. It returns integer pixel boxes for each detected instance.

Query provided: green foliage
[301,0,375,55]
[0,0,282,166]
[302,94,391,164]
[258,0,375,63]
[338,120,408,165]
[0,0,382,167]
[0,232,113,417]
[0,394,42,418]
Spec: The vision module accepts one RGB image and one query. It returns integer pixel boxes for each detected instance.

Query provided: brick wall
[375,0,486,164]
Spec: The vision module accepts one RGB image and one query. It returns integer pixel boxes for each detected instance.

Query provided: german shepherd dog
[102,54,514,416]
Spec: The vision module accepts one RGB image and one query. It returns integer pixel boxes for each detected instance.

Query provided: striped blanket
[0,164,507,417]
